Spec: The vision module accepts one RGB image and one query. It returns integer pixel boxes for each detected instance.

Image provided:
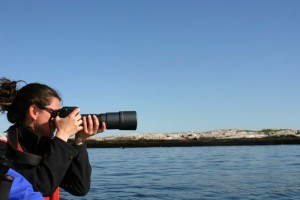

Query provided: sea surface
[61,145,300,200]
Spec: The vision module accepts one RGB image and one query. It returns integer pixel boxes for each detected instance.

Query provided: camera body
[57,107,137,130]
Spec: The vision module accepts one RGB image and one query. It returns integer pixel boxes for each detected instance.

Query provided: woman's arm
[60,143,92,196]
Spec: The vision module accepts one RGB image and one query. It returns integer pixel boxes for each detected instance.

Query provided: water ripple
[61,145,300,200]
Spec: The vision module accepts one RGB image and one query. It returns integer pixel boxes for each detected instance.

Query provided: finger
[92,115,99,133]
[77,125,83,132]
[70,108,80,116]
[77,119,83,127]
[81,116,88,133]
[87,115,93,133]
[101,122,106,132]
[76,114,82,121]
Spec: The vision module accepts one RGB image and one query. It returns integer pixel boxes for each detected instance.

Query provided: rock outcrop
[84,129,300,148]
[96,129,299,141]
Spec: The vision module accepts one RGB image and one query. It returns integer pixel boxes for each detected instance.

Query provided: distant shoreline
[70,135,300,148]
[75,129,300,148]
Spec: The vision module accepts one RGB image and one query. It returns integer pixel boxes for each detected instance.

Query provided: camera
[55,107,137,130]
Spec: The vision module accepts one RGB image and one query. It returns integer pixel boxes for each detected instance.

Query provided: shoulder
[0,133,9,155]
[0,132,8,143]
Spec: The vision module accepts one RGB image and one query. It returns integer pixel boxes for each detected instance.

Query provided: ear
[28,105,38,120]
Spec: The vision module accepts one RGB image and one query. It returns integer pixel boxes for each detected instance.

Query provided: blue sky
[1,0,300,136]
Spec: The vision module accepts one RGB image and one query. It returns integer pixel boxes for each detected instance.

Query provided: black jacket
[0,125,91,197]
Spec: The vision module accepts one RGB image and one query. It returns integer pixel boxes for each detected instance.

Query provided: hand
[55,108,83,142]
[75,115,106,145]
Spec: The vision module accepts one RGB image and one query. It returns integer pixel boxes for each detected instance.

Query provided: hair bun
[0,78,18,112]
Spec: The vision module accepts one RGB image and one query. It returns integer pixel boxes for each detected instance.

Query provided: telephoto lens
[58,107,137,130]
[91,111,137,130]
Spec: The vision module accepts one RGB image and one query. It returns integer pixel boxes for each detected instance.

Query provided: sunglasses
[36,105,60,118]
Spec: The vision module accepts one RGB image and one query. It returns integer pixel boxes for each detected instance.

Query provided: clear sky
[1,0,299,136]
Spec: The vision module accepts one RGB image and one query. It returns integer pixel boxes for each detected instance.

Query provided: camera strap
[7,126,42,166]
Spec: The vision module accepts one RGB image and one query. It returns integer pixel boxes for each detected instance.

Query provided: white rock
[93,129,300,141]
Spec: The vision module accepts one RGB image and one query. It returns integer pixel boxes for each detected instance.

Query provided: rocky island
[82,129,300,148]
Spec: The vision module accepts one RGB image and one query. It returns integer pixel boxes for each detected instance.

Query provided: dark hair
[0,77,61,124]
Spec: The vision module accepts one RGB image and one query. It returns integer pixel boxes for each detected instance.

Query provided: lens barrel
[91,111,137,130]
[58,107,137,130]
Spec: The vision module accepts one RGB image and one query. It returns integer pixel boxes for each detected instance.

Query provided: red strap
[16,141,23,151]
[43,187,60,200]
[7,127,42,166]
[6,126,60,199]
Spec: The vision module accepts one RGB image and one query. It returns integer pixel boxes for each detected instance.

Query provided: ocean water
[61,145,300,200]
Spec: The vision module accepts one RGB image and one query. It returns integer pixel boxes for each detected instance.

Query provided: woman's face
[34,97,61,138]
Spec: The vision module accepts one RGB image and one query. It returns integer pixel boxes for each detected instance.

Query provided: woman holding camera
[0,77,106,199]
